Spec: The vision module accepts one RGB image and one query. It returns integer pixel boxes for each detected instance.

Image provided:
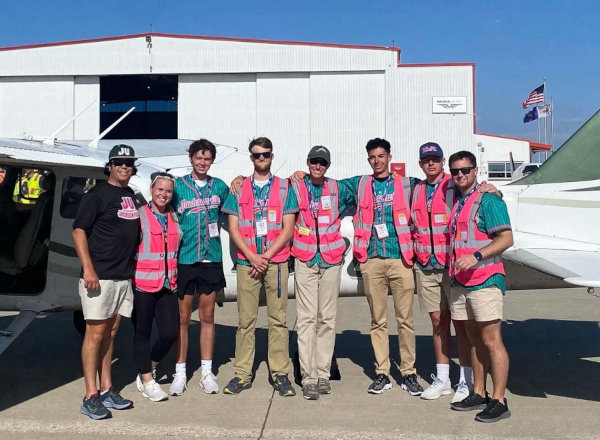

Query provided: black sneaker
[274,374,296,396]
[100,387,133,409]
[451,391,489,411]
[475,398,511,423]
[317,378,332,394]
[368,374,392,394]
[223,376,252,395]
[302,383,319,400]
[401,374,424,396]
[80,393,111,420]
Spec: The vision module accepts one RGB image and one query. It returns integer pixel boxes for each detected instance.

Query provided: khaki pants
[295,259,342,386]
[360,257,416,376]
[234,263,291,381]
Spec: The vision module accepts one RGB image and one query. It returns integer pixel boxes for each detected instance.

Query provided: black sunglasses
[309,157,329,167]
[111,159,135,167]
[420,157,442,164]
[449,167,475,176]
[251,152,272,160]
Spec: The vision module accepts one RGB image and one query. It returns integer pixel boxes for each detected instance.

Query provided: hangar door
[100,75,177,139]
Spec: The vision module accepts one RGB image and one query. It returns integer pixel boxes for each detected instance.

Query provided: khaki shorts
[449,284,503,322]
[79,279,134,320]
[415,267,450,313]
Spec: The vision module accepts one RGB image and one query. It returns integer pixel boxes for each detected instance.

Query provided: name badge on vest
[268,210,277,222]
[208,222,219,238]
[460,230,468,241]
[256,219,268,237]
[434,213,447,224]
[375,223,389,239]
[397,213,408,225]
[318,215,330,224]
[320,195,332,210]
[298,226,310,236]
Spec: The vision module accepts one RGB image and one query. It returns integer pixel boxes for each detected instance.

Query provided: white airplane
[1,110,598,356]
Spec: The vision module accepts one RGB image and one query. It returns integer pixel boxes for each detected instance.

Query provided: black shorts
[177,262,226,297]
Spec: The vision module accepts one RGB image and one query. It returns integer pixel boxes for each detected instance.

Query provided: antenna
[87,107,136,149]
[42,99,98,147]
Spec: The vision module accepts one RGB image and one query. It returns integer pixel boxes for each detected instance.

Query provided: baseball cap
[307,145,331,163]
[108,144,137,161]
[419,142,443,160]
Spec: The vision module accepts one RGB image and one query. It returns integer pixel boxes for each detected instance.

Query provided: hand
[83,268,100,291]
[478,181,502,197]
[454,254,478,271]
[391,171,399,179]
[229,175,244,196]
[248,253,269,273]
[290,171,307,182]
[249,267,263,279]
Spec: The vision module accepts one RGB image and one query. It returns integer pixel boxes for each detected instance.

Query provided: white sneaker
[169,372,187,396]
[451,381,471,404]
[420,374,452,400]
[135,374,144,392]
[200,371,219,394]
[141,379,168,402]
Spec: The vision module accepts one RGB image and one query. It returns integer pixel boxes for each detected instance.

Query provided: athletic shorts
[177,262,226,297]
[449,284,503,322]
[79,278,134,320]
[415,267,451,313]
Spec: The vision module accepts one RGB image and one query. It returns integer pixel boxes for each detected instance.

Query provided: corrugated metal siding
[74,76,99,139]
[0,76,74,139]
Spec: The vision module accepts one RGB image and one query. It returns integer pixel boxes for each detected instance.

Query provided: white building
[0,33,549,182]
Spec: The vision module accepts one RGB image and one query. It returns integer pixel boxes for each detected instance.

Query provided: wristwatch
[474,251,483,261]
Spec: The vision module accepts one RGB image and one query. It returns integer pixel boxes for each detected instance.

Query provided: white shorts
[79,279,134,320]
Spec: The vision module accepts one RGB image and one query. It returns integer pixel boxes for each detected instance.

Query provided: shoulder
[480,192,505,208]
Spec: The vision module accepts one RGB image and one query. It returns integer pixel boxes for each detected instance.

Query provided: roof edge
[477,132,552,150]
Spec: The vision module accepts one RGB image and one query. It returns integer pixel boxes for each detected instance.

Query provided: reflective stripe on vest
[449,192,504,286]
[236,176,291,263]
[290,178,345,264]
[133,205,181,293]
[352,175,414,264]
[410,173,455,266]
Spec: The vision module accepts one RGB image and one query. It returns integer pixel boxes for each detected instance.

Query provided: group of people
[73,136,513,424]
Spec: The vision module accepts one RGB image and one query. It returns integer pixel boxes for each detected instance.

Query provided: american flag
[522,84,545,109]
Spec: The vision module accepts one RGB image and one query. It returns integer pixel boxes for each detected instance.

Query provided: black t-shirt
[73,181,141,280]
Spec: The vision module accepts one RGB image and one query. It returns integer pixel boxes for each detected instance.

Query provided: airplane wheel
[73,310,86,337]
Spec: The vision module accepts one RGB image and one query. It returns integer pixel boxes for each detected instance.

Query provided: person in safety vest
[289,145,355,400]
[447,151,513,423]
[170,139,230,396]
[13,168,40,205]
[132,172,181,403]
[72,144,140,420]
[221,137,298,397]
[412,142,501,403]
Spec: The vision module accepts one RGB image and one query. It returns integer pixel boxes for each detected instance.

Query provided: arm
[229,175,244,196]
[72,228,100,291]
[290,170,307,182]
[454,229,514,271]
[478,181,503,198]
[263,213,295,261]
[227,215,268,273]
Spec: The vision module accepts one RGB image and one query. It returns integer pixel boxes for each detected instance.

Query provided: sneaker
[141,379,169,402]
[475,398,511,423]
[317,378,332,395]
[420,374,452,400]
[169,372,188,396]
[451,381,471,404]
[80,394,111,420]
[100,387,133,410]
[451,391,489,411]
[401,374,424,396]
[273,374,296,397]
[368,374,392,394]
[135,374,144,393]
[223,376,252,395]
[302,383,319,400]
[200,371,219,394]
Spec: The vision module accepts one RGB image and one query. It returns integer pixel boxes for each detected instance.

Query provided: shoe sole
[420,389,453,400]
[475,410,511,423]
[102,400,132,410]
[451,403,488,412]
[368,383,392,394]
[142,392,168,402]
[401,384,423,396]
[80,406,111,420]
[275,388,296,397]
[223,384,252,395]
[303,394,319,400]
[318,389,332,395]
[200,382,219,394]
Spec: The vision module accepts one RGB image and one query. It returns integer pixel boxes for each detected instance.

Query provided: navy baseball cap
[419,142,443,160]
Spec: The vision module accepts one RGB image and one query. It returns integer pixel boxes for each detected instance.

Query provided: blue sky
[2,0,598,148]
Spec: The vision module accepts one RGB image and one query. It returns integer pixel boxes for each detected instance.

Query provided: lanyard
[147,202,168,238]
[372,176,393,224]
[426,174,445,213]
[451,184,479,235]
[306,179,321,218]
[252,174,273,220]
[191,175,215,260]
[192,175,214,204]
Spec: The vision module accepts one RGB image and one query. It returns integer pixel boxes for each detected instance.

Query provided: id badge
[268,210,277,222]
[298,226,311,236]
[433,213,447,224]
[320,195,332,210]
[318,215,330,224]
[397,213,408,225]
[459,230,468,241]
[208,222,219,238]
[256,219,268,237]
[375,223,389,239]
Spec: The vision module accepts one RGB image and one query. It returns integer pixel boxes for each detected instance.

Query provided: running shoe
[100,387,132,410]
[273,374,296,397]
[401,374,424,396]
[80,393,111,420]
[223,376,252,395]
[420,374,452,400]
[169,372,187,396]
[200,371,219,394]
[368,374,392,394]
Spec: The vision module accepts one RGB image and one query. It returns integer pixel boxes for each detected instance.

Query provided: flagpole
[543,77,547,144]
[551,96,555,155]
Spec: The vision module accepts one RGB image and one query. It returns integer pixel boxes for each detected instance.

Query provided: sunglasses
[150,171,176,185]
[309,157,329,167]
[251,152,272,160]
[449,167,475,176]
[111,159,135,167]
[420,157,442,164]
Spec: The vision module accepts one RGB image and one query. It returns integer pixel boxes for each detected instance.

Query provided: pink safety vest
[134,204,181,293]
[290,178,345,265]
[449,191,505,286]
[236,176,290,263]
[411,173,455,266]
[352,175,414,264]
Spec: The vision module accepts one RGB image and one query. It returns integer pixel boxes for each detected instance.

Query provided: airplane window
[60,177,104,219]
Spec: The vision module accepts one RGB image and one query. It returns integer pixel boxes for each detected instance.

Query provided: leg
[198,291,217,361]
[264,262,291,378]
[388,258,416,376]
[430,310,451,364]
[479,320,509,401]
[233,265,261,381]
[315,264,342,381]
[175,294,194,364]
[98,314,120,392]
[465,319,488,397]
[453,319,472,368]
[151,290,180,368]
[294,259,320,385]
[133,289,157,382]
[81,318,110,397]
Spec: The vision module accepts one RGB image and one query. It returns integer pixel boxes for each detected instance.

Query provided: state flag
[523,107,538,123]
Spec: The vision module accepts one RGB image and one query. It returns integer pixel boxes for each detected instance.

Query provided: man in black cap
[73,144,141,420]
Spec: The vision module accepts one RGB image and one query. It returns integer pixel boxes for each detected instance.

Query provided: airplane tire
[73,310,86,337]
